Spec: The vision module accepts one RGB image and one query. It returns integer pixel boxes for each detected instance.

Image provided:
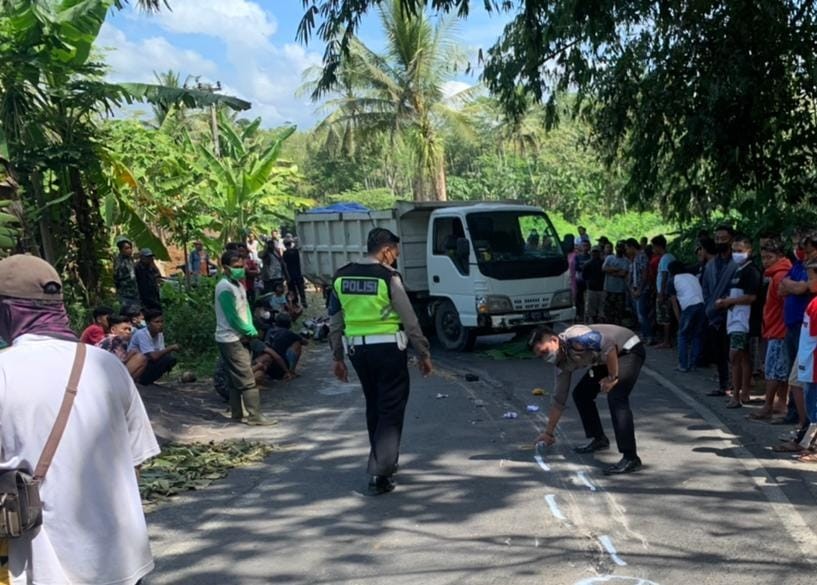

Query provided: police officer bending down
[329,228,433,495]
[530,324,646,475]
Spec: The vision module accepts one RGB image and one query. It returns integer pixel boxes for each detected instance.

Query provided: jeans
[678,304,705,370]
[805,383,817,423]
[631,292,653,341]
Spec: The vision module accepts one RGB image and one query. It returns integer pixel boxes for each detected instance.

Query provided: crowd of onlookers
[77,230,310,394]
[563,225,817,462]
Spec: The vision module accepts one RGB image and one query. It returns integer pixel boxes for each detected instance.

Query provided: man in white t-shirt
[128,308,179,385]
[0,254,160,585]
[668,260,705,372]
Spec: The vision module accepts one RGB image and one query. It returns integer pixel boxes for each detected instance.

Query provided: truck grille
[513,295,550,310]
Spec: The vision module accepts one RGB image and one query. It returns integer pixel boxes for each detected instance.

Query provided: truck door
[427,215,477,327]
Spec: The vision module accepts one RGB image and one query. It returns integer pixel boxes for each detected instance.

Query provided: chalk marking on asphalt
[644,366,817,563]
[544,494,567,521]
[598,535,627,566]
[576,471,597,491]
[534,452,551,472]
[574,577,662,585]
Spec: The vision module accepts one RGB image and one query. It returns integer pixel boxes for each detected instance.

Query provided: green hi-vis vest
[333,262,402,336]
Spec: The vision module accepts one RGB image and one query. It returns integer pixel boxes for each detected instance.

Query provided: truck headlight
[550,289,573,309]
[476,295,514,313]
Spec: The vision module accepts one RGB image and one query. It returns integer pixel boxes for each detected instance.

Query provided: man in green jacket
[215,249,273,426]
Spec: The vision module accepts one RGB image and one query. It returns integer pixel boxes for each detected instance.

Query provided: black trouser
[708,322,730,391]
[349,343,410,477]
[139,353,177,385]
[288,277,308,306]
[572,345,646,458]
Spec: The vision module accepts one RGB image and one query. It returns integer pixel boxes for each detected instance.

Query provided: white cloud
[442,81,472,99]
[106,1,325,127]
[150,0,277,49]
[97,23,218,83]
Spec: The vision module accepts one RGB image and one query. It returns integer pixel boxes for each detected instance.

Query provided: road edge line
[643,365,817,561]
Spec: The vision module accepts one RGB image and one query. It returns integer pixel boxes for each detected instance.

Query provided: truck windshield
[466,211,569,279]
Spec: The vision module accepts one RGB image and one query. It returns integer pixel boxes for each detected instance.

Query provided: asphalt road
[145,339,817,585]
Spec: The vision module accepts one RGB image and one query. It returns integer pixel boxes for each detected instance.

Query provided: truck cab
[425,204,574,350]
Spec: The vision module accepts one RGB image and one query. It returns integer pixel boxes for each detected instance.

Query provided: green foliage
[160,277,217,360]
[139,440,274,504]
[300,0,817,222]
[548,210,675,245]
[325,188,396,210]
[306,0,475,201]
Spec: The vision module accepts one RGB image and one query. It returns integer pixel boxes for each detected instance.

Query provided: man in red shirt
[751,240,793,415]
[79,306,114,345]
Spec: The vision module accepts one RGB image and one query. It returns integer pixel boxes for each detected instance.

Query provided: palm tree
[309,0,475,201]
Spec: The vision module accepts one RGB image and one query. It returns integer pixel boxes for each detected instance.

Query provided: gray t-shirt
[551,324,640,408]
[603,255,630,293]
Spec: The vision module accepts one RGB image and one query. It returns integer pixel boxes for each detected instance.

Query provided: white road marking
[576,471,597,491]
[644,366,817,563]
[598,535,627,566]
[544,494,567,521]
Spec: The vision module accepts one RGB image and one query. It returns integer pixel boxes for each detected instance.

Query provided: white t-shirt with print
[0,335,160,585]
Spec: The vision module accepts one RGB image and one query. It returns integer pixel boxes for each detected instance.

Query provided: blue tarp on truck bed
[305,202,371,214]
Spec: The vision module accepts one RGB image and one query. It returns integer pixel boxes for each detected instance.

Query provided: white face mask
[543,351,558,364]
[260,310,271,320]
[732,252,749,264]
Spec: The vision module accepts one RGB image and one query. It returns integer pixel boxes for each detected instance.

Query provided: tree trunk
[30,172,57,263]
[433,156,447,201]
[69,167,103,300]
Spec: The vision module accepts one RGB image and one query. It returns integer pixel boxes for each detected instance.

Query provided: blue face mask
[732,252,749,264]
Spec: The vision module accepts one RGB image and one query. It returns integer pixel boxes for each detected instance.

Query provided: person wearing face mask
[531,323,646,475]
[328,228,433,495]
[702,225,738,396]
[214,249,273,426]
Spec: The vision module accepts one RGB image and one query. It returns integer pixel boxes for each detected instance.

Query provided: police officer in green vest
[329,228,433,496]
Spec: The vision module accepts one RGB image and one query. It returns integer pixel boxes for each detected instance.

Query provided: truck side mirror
[456,238,470,261]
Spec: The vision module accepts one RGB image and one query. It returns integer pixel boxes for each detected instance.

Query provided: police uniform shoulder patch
[562,325,602,352]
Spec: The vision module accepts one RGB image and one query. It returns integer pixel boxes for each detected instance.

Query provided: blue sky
[96,0,512,129]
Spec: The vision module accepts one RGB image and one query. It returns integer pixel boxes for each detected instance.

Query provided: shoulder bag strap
[33,343,86,481]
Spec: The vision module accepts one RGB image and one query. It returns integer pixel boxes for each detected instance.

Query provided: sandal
[794,451,817,464]
[748,410,773,421]
[773,441,804,453]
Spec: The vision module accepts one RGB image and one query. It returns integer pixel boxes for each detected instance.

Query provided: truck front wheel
[434,300,476,351]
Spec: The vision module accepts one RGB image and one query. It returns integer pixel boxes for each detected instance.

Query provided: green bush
[161,278,218,360]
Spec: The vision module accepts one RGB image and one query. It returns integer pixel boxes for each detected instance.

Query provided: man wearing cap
[114,236,139,306]
[329,228,433,495]
[188,240,214,285]
[0,255,159,584]
[135,248,162,310]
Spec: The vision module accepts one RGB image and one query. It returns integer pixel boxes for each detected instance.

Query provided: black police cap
[367,228,400,252]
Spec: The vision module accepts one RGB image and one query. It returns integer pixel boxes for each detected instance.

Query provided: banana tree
[196,113,312,244]
[0,0,251,298]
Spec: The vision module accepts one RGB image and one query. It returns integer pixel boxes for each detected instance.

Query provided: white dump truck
[295,201,575,350]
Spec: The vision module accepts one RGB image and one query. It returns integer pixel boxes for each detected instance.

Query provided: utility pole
[195,79,222,158]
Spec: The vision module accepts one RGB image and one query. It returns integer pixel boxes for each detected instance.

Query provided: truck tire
[435,300,476,351]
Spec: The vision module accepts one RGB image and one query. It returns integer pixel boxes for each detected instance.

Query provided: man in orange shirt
[751,239,793,416]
